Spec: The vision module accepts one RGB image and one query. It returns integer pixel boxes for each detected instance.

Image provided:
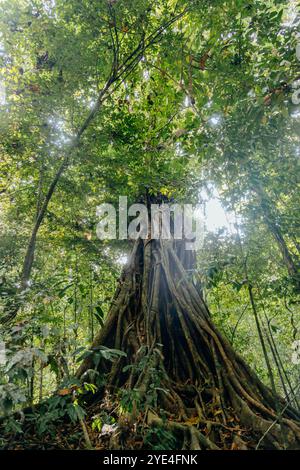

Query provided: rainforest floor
[0,394,266,451]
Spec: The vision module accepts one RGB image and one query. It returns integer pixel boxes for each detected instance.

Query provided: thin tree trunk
[90,264,94,342]
[39,362,43,402]
[0,9,187,325]
[252,182,299,290]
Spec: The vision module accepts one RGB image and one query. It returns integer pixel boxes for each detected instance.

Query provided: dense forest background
[0,0,299,450]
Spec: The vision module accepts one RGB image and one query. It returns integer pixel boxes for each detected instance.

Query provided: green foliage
[78,346,127,370]
[119,348,168,415]
[0,0,299,436]
[143,424,177,450]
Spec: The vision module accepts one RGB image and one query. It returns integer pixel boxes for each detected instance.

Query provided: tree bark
[77,235,300,450]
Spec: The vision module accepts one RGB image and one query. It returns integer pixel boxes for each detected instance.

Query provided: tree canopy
[0,0,299,452]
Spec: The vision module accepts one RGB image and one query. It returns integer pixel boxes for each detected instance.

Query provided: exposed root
[75,238,300,450]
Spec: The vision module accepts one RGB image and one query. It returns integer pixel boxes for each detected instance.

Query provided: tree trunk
[77,235,300,450]
[252,182,300,292]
